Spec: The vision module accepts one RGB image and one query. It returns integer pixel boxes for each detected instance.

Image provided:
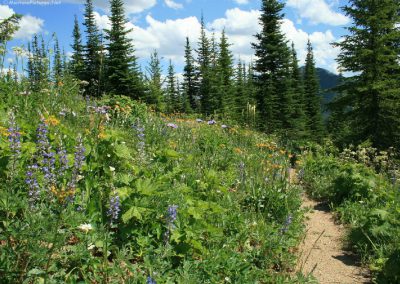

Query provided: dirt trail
[296,196,370,283]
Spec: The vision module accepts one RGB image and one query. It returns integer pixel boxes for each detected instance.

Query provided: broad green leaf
[114,143,132,159]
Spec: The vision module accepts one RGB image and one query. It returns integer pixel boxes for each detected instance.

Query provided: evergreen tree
[83,0,102,97]
[252,0,293,133]
[234,60,247,120]
[182,37,197,111]
[333,0,400,149]
[165,60,179,113]
[289,42,307,138]
[105,0,143,98]
[53,35,62,85]
[70,15,85,80]
[196,15,212,115]
[145,50,163,109]
[303,39,324,140]
[216,29,234,115]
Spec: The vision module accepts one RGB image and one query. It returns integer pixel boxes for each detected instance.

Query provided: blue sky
[1,0,351,74]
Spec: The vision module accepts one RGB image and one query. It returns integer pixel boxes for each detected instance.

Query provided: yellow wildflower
[45,115,60,126]
[0,126,9,137]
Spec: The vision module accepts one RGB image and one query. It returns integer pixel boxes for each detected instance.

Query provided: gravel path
[297,196,370,284]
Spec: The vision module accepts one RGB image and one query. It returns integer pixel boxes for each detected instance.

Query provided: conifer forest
[0,0,399,283]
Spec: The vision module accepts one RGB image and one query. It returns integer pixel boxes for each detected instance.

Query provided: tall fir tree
[196,15,212,115]
[105,0,143,98]
[53,35,63,85]
[252,0,293,133]
[289,42,307,139]
[234,59,247,120]
[165,60,179,113]
[182,37,197,112]
[83,0,103,97]
[332,0,400,149]
[145,50,163,109]
[70,15,85,80]
[303,39,324,140]
[216,29,234,115]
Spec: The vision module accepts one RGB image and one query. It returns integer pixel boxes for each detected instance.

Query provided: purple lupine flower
[89,105,110,115]
[68,136,85,192]
[147,276,157,284]
[164,205,178,243]
[167,205,178,225]
[167,123,178,129]
[196,118,203,123]
[107,193,121,222]
[280,214,293,234]
[57,147,69,181]
[207,120,216,125]
[26,164,40,205]
[8,112,21,157]
[36,119,56,186]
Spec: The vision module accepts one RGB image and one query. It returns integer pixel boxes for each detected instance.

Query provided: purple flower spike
[107,193,121,222]
[207,120,216,125]
[167,205,178,225]
[147,276,157,284]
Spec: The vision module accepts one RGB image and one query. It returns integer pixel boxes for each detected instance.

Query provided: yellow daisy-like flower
[45,115,60,126]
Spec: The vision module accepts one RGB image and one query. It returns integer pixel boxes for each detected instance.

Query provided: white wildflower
[78,223,93,233]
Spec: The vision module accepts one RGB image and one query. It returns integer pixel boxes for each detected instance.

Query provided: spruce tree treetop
[83,0,102,97]
[105,0,143,98]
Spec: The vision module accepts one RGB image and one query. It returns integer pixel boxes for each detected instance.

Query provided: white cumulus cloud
[0,5,44,40]
[234,0,249,4]
[91,7,341,73]
[286,0,350,26]
[164,0,183,9]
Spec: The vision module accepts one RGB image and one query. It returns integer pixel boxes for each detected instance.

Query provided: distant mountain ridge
[300,66,342,107]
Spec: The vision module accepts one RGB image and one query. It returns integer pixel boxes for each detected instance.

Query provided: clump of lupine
[164,205,178,243]
[7,111,21,158]
[7,111,21,176]
[22,118,87,206]
[108,191,121,223]
[280,214,293,234]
